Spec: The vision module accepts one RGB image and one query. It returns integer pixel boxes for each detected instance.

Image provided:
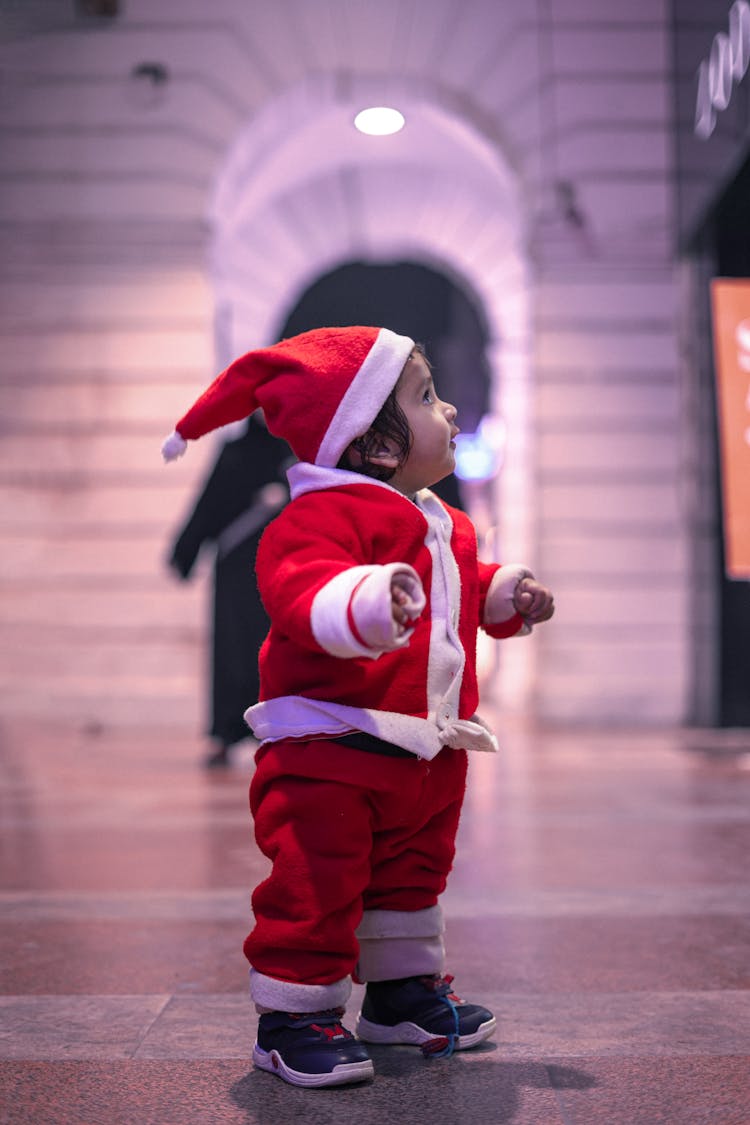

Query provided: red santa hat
[161,325,415,467]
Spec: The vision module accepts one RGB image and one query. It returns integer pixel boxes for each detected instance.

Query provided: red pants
[244,738,468,986]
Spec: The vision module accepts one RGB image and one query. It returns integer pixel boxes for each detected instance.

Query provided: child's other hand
[513,577,555,624]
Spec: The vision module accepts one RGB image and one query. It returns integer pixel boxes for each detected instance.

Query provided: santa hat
[161,325,415,468]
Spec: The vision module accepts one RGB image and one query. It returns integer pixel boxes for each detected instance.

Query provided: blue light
[453,416,505,482]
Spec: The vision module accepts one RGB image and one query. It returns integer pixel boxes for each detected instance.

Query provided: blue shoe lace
[418,975,460,1059]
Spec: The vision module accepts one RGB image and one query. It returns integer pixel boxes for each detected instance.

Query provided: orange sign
[710,278,750,578]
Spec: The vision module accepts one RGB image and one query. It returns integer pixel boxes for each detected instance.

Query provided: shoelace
[289,1007,352,1040]
[418,975,461,1059]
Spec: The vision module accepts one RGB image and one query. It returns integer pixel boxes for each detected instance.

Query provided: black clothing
[169,417,291,748]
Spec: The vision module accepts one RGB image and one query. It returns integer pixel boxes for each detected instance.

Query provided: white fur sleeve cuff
[310,564,425,659]
[351,563,425,650]
[484,564,534,625]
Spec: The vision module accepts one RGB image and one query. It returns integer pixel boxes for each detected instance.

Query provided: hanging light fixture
[353,106,405,136]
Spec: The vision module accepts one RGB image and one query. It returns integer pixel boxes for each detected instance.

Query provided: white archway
[209,76,535,707]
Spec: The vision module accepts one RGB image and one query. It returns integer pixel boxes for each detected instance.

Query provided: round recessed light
[354,106,405,136]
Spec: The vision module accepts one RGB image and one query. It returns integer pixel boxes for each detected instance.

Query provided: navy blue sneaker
[356,974,496,1058]
[253,1008,374,1088]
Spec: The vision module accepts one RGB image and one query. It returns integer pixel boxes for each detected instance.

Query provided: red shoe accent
[311,1023,347,1041]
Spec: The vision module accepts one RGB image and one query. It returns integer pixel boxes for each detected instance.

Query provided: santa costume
[162,325,532,1029]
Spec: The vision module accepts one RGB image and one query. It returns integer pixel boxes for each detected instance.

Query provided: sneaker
[253,1008,375,1088]
[356,974,496,1058]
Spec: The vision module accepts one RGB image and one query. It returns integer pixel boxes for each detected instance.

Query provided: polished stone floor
[1,715,749,1124]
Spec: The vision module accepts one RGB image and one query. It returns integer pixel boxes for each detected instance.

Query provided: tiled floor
[1,716,749,1124]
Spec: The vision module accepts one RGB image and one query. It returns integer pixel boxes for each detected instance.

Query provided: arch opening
[208,78,536,706]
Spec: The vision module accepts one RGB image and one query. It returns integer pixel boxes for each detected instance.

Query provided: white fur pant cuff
[249,968,352,1014]
[355,905,445,982]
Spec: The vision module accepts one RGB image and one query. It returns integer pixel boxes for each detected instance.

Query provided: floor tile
[0,996,170,1060]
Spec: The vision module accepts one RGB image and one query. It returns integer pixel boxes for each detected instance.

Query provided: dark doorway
[708,155,750,725]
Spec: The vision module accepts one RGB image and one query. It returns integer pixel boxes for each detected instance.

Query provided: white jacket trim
[244,696,497,759]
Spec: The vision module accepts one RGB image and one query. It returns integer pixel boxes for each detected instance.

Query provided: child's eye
[423,387,434,404]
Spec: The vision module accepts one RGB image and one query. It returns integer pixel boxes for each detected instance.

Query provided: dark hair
[337,343,427,482]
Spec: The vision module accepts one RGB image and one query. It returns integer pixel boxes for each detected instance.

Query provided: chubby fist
[391,578,417,636]
[513,577,555,625]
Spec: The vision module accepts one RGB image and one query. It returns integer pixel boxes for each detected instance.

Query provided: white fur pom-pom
[161,430,188,462]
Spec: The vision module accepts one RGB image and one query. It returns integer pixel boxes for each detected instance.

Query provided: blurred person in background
[168,412,290,767]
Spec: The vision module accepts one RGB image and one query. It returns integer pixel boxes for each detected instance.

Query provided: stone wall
[0,0,686,729]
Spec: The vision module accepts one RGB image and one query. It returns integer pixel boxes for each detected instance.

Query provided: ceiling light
[354,106,405,136]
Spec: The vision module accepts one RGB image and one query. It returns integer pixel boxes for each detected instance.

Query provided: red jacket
[245,464,529,760]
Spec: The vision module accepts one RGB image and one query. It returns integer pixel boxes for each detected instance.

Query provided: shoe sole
[356,1014,496,1051]
[252,1043,375,1088]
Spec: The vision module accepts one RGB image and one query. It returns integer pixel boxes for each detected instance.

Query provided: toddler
[163,325,554,1088]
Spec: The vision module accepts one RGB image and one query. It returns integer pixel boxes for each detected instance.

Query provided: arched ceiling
[208,76,529,360]
[207,72,534,570]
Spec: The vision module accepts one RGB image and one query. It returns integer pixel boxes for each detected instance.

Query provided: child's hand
[513,577,554,624]
[350,565,425,650]
[391,581,413,635]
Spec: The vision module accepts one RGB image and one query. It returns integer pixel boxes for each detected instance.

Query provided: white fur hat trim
[161,430,188,462]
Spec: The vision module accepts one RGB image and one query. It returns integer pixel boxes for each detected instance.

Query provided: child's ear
[367,443,399,469]
[346,435,399,470]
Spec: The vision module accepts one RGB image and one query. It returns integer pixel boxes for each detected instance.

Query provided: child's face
[388,351,459,495]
